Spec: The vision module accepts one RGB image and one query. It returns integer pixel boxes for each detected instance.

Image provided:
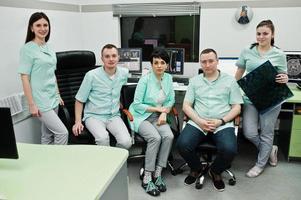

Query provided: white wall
[0,6,82,98]
[81,12,120,64]
[200,7,301,57]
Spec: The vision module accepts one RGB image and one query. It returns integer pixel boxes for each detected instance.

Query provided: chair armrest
[234,116,240,126]
[121,108,135,144]
[171,107,179,116]
[122,109,133,121]
[170,107,180,134]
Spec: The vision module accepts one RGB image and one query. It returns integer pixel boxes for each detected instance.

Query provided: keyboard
[128,76,140,83]
[172,76,189,85]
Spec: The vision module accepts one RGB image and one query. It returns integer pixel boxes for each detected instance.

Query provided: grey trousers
[39,106,68,145]
[138,113,174,172]
[243,104,281,168]
[85,116,132,149]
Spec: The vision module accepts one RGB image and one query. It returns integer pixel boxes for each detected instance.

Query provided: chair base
[174,161,236,189]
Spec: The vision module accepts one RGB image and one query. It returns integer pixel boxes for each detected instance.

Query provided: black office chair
[120,84,180,176]
[174,115,240,189]
[55,50,97,144]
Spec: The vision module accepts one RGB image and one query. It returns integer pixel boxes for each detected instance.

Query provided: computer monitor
[0,107,18,159]
[117,48,142,74]
[165,48,184,75]
[218,57,239,77]
[285,51,301,83]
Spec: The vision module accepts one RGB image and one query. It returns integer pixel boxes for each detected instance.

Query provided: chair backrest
[55,50,96,116]
[120,84,137,109]
[55,50,96,144]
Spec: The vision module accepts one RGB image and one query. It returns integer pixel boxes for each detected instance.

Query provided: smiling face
[101,47,119,70]
[256,25,274,48]
[31,18,49,42]
[152,57,168,77]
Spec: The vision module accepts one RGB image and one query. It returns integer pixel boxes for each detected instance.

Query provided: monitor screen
[117,48,142,74]
[218,57,239,77]
[285,51,301,83]
[0,107,18,159]
[165,48,184,75]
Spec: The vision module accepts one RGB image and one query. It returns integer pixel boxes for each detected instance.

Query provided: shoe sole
[269,161,277,167]
[184,180,196,186]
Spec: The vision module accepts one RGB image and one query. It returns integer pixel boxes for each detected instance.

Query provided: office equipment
[118,48,142,74]
[0,143,128,200]
[285,51,301,83]
[172,75,189,86]
[128,76,140,83]
[237,60,294,114]
[56,50,96,144]
[165,48,185,75]
[278,86,301,160]
[218,57,239,77]
[0,107,18,159]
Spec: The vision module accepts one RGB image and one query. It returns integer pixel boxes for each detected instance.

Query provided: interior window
[120,15,200,62]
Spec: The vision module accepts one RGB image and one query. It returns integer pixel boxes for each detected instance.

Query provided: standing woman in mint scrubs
[235,20,288,177]
[18,12,68,145]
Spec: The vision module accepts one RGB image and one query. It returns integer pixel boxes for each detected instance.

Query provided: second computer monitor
[165,48,184,75]
[117,48,142,74]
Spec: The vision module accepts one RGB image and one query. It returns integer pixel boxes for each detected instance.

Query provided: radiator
[0,93,23,116]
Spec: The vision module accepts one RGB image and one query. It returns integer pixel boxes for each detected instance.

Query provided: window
[114,2,200,62]
[120,15,199,62]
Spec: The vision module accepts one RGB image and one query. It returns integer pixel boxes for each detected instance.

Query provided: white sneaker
[269,145,278,167]
[246,166,264,178]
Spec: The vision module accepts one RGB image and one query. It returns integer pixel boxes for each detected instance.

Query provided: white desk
[173,85,188,91]
[127,82,188,91]
[0,143,128,200]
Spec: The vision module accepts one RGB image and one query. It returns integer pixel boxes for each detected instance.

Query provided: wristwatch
[220,118,226,126]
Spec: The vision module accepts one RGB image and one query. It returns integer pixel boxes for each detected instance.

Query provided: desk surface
[287,86,301,103]
[0,143,128,200]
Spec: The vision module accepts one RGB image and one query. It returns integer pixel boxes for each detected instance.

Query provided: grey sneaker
[246,166,264,178]
[269,145,278,167]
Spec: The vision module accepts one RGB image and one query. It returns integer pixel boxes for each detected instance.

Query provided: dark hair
[25,12,50,43]
[101,44,118,56]
[133,17,144,33]
[150,48,170,64]
[250,19,275,49]
[200,48,218,59]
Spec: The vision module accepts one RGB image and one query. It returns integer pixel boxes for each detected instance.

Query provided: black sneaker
[209,169,225,192]
[184,168,202,185]
[141,181,160,196]
[184,174,197,185]
[154,176,167,192]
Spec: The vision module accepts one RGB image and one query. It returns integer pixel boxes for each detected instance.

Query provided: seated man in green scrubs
[177,48,243,192]
[72,44,132,149]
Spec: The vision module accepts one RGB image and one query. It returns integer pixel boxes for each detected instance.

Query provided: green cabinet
[288,115,301,158]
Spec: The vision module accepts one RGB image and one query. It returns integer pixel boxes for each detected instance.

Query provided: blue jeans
[177,124,237,174]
